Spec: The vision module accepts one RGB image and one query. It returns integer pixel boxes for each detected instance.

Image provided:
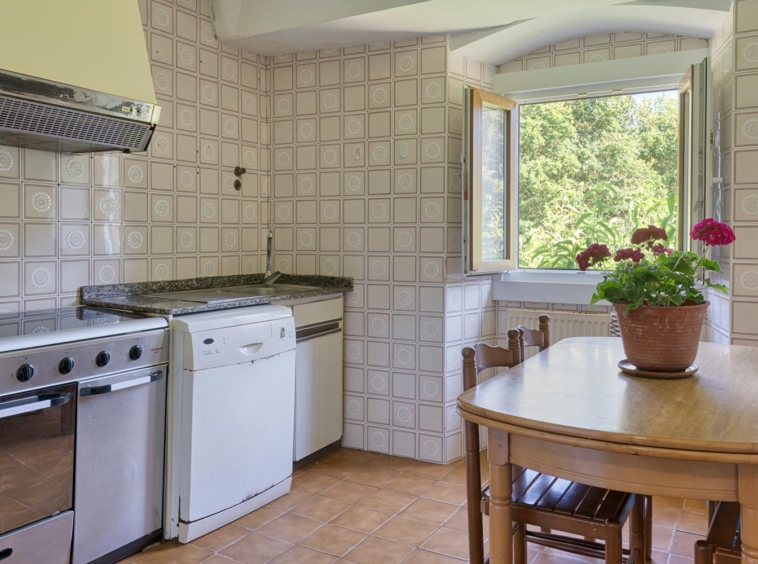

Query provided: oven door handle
[80,370,163,397]
[0,392,70,419]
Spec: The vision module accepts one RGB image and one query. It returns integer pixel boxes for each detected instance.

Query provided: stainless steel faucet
[263,271,282,287]
[265,230,273,277]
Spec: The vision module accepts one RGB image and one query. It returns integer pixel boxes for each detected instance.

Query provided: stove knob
[128,345,142,361]
[58,357,75,375]
[16,364,34,382]
[95,351,110,367]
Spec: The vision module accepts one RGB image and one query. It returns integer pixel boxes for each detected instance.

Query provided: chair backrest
[461,329,522,564]
[517,314,550,359]
[462,329,522,393]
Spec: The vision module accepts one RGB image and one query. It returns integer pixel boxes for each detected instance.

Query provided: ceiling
[211,0,732,65]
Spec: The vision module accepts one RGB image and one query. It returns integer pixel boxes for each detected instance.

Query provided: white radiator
[503,309,611,358]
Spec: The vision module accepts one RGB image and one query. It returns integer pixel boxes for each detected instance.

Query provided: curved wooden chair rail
[462,317,651,564]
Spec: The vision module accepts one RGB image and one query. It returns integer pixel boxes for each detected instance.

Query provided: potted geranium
[577,218,735,376]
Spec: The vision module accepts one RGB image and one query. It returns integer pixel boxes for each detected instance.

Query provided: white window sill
[492,270,608,306]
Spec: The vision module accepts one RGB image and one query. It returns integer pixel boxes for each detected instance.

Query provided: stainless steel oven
[0,384,76,563]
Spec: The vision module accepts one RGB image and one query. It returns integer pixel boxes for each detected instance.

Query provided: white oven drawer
[0,511,73,564]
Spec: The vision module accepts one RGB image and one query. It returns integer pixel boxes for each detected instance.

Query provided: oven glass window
[0,384,75,534]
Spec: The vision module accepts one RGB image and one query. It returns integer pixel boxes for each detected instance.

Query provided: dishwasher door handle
[0,392,70,419]
[80,370,164,397]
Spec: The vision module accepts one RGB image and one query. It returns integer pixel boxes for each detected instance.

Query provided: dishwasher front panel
[73,365,167,564]
[178,349,296,525]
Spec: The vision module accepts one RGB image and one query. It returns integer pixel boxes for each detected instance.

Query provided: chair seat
[481,467,633,525]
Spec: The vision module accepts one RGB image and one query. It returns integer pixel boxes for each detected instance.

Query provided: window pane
[518,91,679,269]
[481,105,506,261]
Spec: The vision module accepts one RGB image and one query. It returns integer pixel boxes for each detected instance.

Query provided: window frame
[463,87,518,275]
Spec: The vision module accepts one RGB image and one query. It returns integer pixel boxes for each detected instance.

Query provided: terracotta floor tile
[218,531,292,564]
[308,459,365,480]
[267,489,313,511]
[293,472,341,495]
[292,495,352,522]
[298,524,367,557]
[402,549,466,563]
[332,450,382,465]
[405,461,460,481]
[374,515,438,547]
[344,466,399,488]
[134,542,212,564]
[421,527,470,560]
[533,550,598,564]
[369,455,416,472]
[651,524,675,552]
[399,499,459,525]
[653,503,684,529]
[670,530,705,558]
[234,506,285,530]
[257,512,323,543]
[329,505,392,533]
[191,524,249,552]
[438,465,466,486]
[422,482,468,506]
[358,490,417,514]
[320,481,378,504]
[668,556,695,564]
[650,549,669,564]
[654,497,686,511]
[344,535,414,564]
[382,472,436,497]
[200,557,240,564]
[269,545,339,563]
[683,499,708,514]
[677,510,708,535]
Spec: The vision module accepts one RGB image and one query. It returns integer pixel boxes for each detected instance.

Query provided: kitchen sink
[149,284,323,304]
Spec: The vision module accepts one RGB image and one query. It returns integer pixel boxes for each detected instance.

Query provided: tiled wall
[710,0,758,347]
[0,0,269,312]
[265,37,502,463]
[499,32,709,73]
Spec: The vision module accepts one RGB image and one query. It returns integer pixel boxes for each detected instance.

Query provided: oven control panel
[0,329,169,395]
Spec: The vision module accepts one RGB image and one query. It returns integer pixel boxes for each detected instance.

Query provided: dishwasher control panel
[182,317,296,371]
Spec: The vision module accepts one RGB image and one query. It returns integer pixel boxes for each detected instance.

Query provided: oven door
[0,384,75,536]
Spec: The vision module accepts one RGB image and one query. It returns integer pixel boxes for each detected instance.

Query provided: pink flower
[576,243,611,271]
[690,218,735,246]
[631,225,668,245]
[614,247,645,263]
[652,244,673,256]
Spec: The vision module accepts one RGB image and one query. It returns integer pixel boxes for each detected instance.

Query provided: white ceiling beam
[212,0,431,40]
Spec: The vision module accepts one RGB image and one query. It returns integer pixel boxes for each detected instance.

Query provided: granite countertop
[79,274,353,315]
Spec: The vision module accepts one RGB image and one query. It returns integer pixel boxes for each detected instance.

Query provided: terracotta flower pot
[612,302,709,372]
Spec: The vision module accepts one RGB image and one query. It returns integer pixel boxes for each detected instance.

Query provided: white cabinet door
[294,330,343,461]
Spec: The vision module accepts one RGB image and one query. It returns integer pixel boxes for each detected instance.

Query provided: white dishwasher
[166,305,296,543]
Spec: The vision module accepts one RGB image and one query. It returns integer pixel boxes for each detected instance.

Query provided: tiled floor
[119,448,709,564]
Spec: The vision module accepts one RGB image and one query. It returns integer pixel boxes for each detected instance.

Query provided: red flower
[576,243,611,271]
[690,218,736,246]
[614,247,645,263]
[631,225,668,245]
[651,244,673,256]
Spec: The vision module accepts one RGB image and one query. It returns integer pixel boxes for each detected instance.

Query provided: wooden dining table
[457,337,758,564]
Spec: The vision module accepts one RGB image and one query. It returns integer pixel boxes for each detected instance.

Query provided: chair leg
[630,496,645,563]
[694,540,713,564]
[605,523,623,564]
[514,523,527,564]
[645,496,653,563]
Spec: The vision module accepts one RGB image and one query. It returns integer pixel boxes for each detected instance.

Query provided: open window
[464,55,709,278]
[462,87,518,275]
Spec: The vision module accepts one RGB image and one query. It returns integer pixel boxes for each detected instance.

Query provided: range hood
[0,0,160,153]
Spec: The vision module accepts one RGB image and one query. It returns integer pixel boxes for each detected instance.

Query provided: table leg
[488,429,513,564]
[738,466,758,564]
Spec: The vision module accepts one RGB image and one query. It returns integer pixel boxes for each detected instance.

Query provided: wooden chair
[462,328,647,564]
[517,315,653,561]
[517,314,550,359]
[695,502,741,564]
